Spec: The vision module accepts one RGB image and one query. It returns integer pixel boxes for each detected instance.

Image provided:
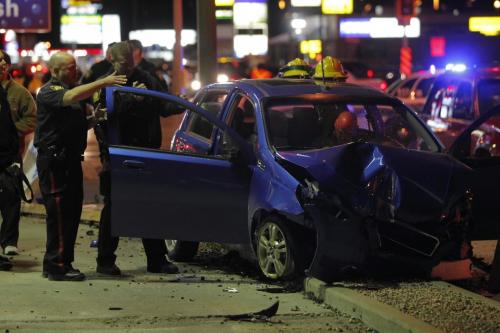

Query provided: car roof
[206,78,391,100]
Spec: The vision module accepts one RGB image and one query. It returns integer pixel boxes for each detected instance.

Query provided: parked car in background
[422,67,500,149]
[342,61,387,91]
[387,71,437,112]
[103,79,500,282]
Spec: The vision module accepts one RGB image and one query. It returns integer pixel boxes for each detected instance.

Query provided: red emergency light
[430,36,446,57]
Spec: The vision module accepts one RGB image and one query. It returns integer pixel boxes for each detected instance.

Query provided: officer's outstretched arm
[62,72,127,106]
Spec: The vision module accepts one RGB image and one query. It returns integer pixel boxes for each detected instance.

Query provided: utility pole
[197,0,217,87]
[172,0,184,95]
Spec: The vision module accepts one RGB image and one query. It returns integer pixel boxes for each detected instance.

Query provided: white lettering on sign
[0,0,20,18]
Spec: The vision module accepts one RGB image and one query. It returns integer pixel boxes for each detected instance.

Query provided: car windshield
[264,98,439,152]
[478,79,500,115]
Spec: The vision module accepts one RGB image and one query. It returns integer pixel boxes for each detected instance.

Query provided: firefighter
[312,56,348,84]
[35,52,126,281]
[277,58,311,79]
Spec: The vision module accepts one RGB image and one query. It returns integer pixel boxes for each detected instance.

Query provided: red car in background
[422,67,500,152]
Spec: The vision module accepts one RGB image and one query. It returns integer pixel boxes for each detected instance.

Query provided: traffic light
[396,0,415,25]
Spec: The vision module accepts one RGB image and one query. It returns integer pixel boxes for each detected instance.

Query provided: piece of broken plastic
[223,287,239,293]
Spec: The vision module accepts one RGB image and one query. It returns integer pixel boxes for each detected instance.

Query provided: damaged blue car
[104,79,500,282]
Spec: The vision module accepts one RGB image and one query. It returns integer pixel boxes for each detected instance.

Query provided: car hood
[277,143,472,224]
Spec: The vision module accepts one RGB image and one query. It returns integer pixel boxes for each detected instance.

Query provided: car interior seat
[288,106,319,148]
[232,106,255,142]
[268,110,288,147]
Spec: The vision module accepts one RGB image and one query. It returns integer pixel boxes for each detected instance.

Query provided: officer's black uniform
[35,78,87,275]
[96,68,177,272]
[0,86,19,269]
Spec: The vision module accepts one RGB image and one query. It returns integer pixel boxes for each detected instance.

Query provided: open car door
[104,86,255,244]
[449,104,500,240]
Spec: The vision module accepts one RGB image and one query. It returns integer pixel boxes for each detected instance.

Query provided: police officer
[277,58,311,79]
[35,52,127,281]
[0,50,37,256]
[94,41,179,276]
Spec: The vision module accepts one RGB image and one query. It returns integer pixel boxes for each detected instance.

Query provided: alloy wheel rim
[257,222,289,279]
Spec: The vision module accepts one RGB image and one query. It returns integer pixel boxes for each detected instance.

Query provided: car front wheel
[256,218,305,280]
[165,240,199,261]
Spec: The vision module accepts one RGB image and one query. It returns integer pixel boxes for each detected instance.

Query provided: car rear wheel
[255,218,306,280]
[165,240,199,261]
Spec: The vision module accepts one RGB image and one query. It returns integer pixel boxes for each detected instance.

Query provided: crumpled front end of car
[277,143,474,282]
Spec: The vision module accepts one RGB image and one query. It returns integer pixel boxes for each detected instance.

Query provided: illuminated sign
[291,0,320,7]
[216,9,233,20]
[233,1,268,57]
[60,0,103,44]
[215,0,234,6]
[430,36,445,57]
[339,17,420,38]
[233,2,267,28]
[0,0,51,33]
[300,40,322,58]
[234,34,268,58]
[129,30,197,49]
[61,15,102,44]
[102,14,121,51]
[469,17,500,36]
[322,0,353,14]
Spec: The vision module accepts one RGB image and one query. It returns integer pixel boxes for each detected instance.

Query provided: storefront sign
[0,0,51,32]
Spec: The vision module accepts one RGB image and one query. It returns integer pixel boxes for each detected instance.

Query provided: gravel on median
[357,281,500,333]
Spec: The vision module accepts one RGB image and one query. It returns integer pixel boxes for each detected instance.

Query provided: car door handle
[122,160,145,169]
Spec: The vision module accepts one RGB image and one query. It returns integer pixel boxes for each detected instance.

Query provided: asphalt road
[0,217,374,333]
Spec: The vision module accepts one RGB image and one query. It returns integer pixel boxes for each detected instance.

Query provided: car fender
[247,152,305,237]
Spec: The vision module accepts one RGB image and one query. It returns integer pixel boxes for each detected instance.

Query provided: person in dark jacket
[128,39,157,79]
[0,50,37,256]
[35,52,126,281]
[0,81,19,271]
[94,41,180,276]
[80,43,115,85]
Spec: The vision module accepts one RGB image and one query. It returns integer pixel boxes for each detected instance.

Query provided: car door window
[108,89,228,157]
[220,94,257,155]
[396,78,417,98]
[415,77,435,98]
[451,81,473,120]
[185,92,227,141]
[106,90,186,151]
[465,115,500,158]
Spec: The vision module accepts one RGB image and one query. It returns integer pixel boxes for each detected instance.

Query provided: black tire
[255,217,308,280]
[165,240,199,262]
